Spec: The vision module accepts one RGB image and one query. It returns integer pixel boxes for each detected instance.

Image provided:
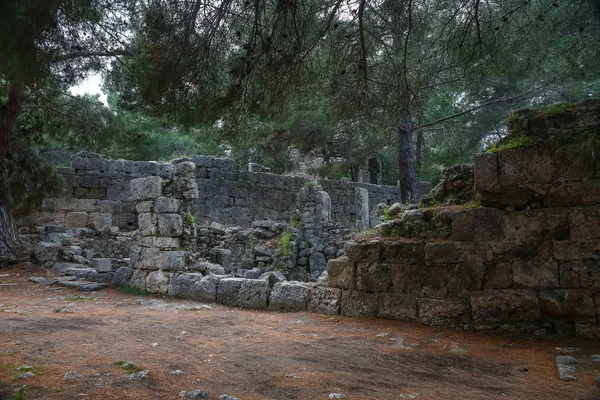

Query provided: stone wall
[20,153,430,233]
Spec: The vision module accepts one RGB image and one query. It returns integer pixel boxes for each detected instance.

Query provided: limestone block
[238,279,270,309]
[344,240,381,263]
[559,261,600,288]
[73,187,90,199]
[88,213,112,232]
[473,152,501,194]
[378,293,418,321]
[158,214,183,237]
[169,273,204,298]
[390,264,449,299]
[425,242,485,264]
[539,289,597,323]
[380,240,424,264]
[132,161,158,176]
[326,258,356,290]
[89,188,107,199]
[192,155,213,168]
[52,262,85,274]
[471,289,541,323]
[159,251,185,271]
[79,174,100,188]
[34,242,61,263]
[139,236,181,249]
[136,201,153,213]
[340,290,378,317]
[56,166,75,175]
[308,286,342,315]
[130,176,163,200]
[258,271,287,287]
[65,212,88,228]
[512,260,559,288]
[448,262,486,297]
[146,270,170,294]
[570,206,600,241]
[356,263,391,293]
[268,282,310,312]
[55,198,78,211]
[100,200,123,214]
[112,267,133,286]
[210,248,233,274]
[154,197,181,213]
[192,275,221,302]
[451,208,504,242]
[66,266,96,279]
[483,262,513,289]
[217,278,245,307]
[77,199,101,212]
[503,208,569,243]
[129,269,147,290]
[138,213,157,236]
[309,252,327,279]
[91,258,112,273]
[553,241,600,261]
[418,298,470,326]
[87,271,114,283]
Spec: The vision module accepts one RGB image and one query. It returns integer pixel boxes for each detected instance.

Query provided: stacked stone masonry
[20,152,429,232]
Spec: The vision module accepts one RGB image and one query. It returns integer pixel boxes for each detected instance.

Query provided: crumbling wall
[20,153,429,232]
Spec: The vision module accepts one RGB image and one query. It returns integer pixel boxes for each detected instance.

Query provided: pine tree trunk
[0,83,24,257]
[416,130,423,169]
[396,114,416,204]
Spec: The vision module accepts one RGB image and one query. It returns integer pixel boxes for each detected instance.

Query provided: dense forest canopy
[1,0,599,254]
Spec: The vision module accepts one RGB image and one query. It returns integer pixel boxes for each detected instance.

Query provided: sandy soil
[1,263,599,400]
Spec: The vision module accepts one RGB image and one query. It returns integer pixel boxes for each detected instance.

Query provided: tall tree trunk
[415,130,423,169]
[396,113,416,204]
[0,83,24,257]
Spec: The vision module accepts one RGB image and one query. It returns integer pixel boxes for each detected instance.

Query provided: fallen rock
[219,395,240,400]
[18,372,35,379]
[556,355,577,365]
[169,370,185,376]
[28,277,47,283]
[55,280,108,291]
[179,389,210,398]
[556,363,577,381]
[124,369,149,381]
[64,370,81,379]
[328,394,346,399]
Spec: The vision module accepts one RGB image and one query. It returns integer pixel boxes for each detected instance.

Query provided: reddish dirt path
[1,263,599,400]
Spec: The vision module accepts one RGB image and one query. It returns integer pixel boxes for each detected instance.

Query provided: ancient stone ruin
[25,99,600,338]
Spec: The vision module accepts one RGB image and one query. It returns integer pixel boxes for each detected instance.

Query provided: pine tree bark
[416,130,423,169]
[396,114,416,204]
[0,83,24,257]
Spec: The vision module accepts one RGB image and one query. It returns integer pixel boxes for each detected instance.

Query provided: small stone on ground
[179,389,210,398]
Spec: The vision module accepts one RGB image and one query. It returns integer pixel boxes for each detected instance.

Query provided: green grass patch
[537,102,576,115]
[302,180,317,188]
[113,361,145,374]
[13,385,26,400]
[117,285,151,296]
[183,211,195,226]
[460,194,482,209]
[278,231,294,257]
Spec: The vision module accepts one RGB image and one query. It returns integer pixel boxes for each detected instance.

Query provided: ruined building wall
[20,153,429,232]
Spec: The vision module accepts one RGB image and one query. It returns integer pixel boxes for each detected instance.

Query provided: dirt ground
[1,263,599,400]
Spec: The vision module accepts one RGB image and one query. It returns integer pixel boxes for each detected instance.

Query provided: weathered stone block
[112,267,133,286]
[88,213,112,232]
[574,323,600,338]
[309,252,327,279]
[238,279,270,309]
[91,258,112,273]
[418,298,471,326]
[139,236,181,249]
[390,264,449,299]
[553,241,600,261]
[192,275,221,303]
[130,176,163,200]
[539,289,597,323]
[483,262,513,289]
[154,197,181,213]
[55,198,78,211]
[160,251,185,271]
[340,290,378,317]
[34,242,61,263]
[210,248,233,274]
[379,240,424,264]
[268,282,309,312]
[308,286,342,315]
[326,258,356,290]
[100,200,123,214]
[356,263,391,293]
[158,214,183,237]
[559,261,600,288]
[503,208,570,243]
[471,289,541,323]
[378,293,418,321]
[114,213,137,230]
[138,213,157,236]
[473,152,501,195]
[448,262,486,297]
[53,262,85,274]
[344,240,381,263]
[65,212,88,228]
[79,174,100,188]
[217,278,245,307]
[129,269,147,290]
[146,270,170,294]
[512,260,559,288]
[77,199,101,212]
[451,208,504,242]
[425,242,484,264]
[169,273,204,298]
[570,206,600,241]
